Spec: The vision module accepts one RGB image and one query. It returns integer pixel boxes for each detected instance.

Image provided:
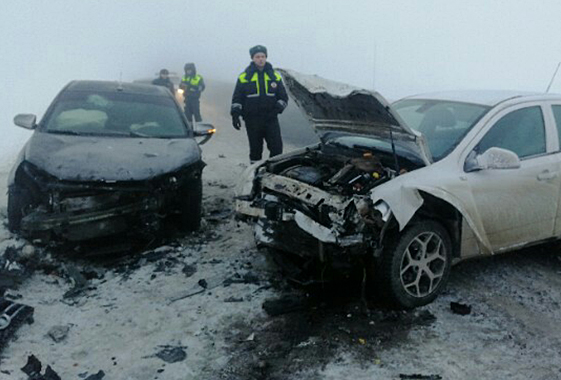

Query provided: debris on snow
[450,301,472,315]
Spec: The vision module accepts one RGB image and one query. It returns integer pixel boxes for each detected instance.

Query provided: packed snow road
[1,82,561,379]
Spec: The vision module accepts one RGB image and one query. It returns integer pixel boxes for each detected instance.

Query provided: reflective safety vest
[238,71,282,97]
[182,75,202,87]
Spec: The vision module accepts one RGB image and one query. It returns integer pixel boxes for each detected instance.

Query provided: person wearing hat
[152,68,175,94]
[180,63,205,123]
[231,45,288,163]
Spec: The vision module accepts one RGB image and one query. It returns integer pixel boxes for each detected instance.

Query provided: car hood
[278,69,432,165]
[24,132,201,181]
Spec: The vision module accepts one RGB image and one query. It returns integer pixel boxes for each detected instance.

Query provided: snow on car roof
[401,90,560,107]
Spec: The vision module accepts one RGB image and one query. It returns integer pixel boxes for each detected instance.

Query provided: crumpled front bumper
[21,197,160,242]
[236,172,385,254]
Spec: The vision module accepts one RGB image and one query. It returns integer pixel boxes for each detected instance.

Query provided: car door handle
[537,170,558,181]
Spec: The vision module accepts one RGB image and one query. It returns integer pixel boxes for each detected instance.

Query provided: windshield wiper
[47,130,82,136]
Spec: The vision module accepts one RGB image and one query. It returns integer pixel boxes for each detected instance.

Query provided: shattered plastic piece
[450,302,472,315]
[399,375,442,380]
[84,370,106,380]
[245,333,255,341]
[0,298,34,354]
[47,325,70,343]
[21,355,42,377]
[43,366,62,380]
[155,346,187,363]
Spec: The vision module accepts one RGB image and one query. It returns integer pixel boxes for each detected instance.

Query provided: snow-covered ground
[1,83,561,379]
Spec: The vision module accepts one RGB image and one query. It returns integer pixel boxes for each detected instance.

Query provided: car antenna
[389,127,400,175]
[546,62,561,93]
[117,71,124,91]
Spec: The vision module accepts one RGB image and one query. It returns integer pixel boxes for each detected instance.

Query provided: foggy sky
[2,0,561,158]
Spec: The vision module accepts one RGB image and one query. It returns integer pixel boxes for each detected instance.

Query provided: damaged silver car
[8,80,214,243]
[237,69,561,308]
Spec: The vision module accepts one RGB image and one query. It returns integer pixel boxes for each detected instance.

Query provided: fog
[2,0,561,161]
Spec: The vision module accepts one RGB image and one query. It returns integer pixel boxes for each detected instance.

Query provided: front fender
[370,180,492,254]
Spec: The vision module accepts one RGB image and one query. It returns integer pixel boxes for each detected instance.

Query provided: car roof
[401,90,561,107]
[64,80,170,96]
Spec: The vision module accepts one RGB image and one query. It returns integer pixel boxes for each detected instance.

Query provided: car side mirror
[14,114,37,130]
[193,122,215,145]
[465,147,521,172]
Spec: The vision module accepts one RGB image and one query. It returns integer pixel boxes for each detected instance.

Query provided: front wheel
[378,220,452,309]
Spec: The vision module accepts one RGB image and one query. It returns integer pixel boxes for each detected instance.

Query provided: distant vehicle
[8,80,215,244]
[237,69,561,308]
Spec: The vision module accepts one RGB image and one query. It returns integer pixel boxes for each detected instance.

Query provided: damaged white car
[237,69,561,308]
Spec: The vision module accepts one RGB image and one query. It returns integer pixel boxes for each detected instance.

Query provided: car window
[393,99,489,161]
[551,105,561,150]
[43,91,188,138]
[477,106,546,159]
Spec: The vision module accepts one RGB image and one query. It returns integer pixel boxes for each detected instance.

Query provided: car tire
[7,186,33,233]
[378,220,452,309]
[178,177,202,232]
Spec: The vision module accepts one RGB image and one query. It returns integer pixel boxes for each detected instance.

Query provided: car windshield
[392,99,490,161]
[42,91,188,138]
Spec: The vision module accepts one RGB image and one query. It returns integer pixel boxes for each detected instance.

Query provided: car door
[463,103,560,252]
[546,103,561,236]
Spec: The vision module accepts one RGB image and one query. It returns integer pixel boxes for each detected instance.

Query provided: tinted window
[477,106,545,159]
[393,99,489,161]
[551,105,561,149]
[43,91,188,138]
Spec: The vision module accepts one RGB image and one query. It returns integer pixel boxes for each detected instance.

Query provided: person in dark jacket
[231,45,288,163]
[180,63,205,123]
[152,69,175,94]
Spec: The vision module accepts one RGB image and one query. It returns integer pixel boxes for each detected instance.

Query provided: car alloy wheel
[379,220,452,309]
[399,231,447,298]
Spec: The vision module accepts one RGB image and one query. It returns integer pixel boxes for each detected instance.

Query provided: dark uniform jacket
[231,62,288,120]
[151,77,175,94]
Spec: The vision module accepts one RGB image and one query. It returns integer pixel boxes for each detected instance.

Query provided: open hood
[278,69,432,165]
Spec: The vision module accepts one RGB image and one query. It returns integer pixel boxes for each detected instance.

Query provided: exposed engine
[264,145,402,196]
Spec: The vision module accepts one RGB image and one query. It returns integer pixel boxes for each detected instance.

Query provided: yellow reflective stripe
[250,72,259,95]
[183,75,201,85]
[264,72,271,94]
[274,71,282,81]
[239,73,248,83]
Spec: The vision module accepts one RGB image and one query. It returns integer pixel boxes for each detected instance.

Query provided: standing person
[180,63,205,123]
[152,68,175,94]
[231,45,288,163]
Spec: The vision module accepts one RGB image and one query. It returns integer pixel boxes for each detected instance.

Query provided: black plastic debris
[0,298,34,354]
[84,370,106,380]
[43,366,62,380]
[450,302,472,315]
[155,346,187,363]
[21,355,62,380]
[182,264,197,278]
[399,375,442,380]
[21,355,42,377]
[198,279,208,289]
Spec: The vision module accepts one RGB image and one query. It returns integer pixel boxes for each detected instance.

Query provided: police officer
[152,68,175,94]
[231,45,288,163]
[180,63,205,123]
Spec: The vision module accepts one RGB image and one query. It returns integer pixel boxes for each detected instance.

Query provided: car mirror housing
[465,147,521,172]
[14,114,37,130]
[193,122,216,145]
